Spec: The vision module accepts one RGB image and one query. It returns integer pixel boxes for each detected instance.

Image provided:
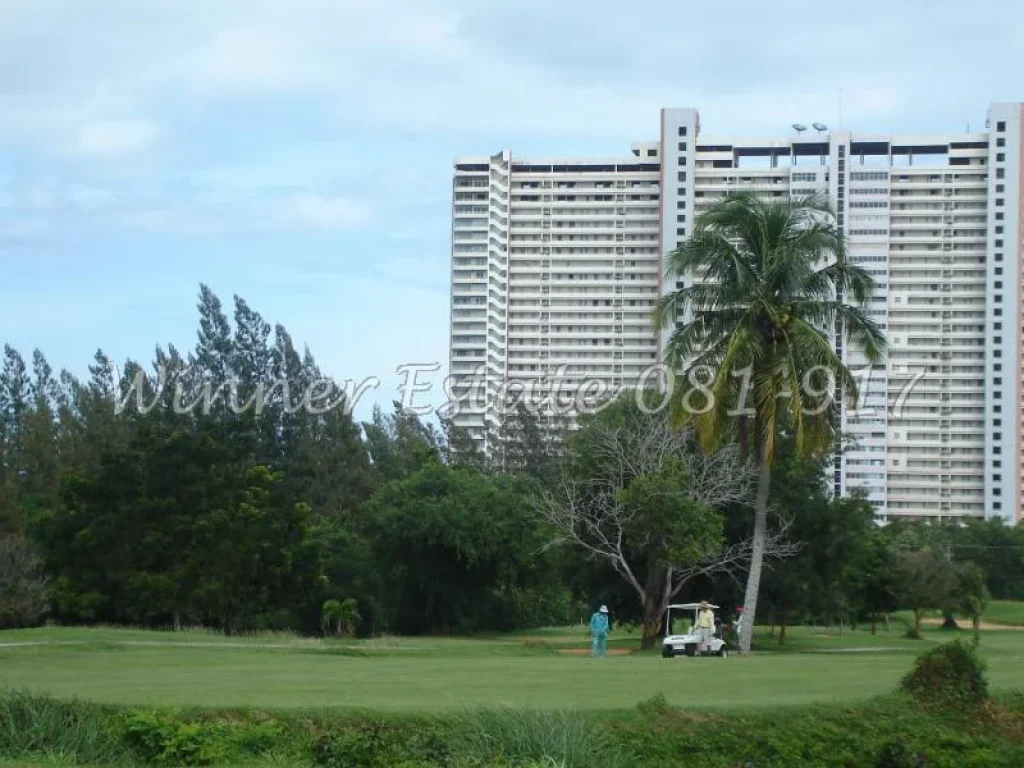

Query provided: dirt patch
[555,648,632,656]
[919,618,1024,631]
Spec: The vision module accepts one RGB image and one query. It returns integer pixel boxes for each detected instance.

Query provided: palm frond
[654,189,889,465]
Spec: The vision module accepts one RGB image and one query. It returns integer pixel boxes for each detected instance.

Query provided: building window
[995,253,1003,262]
[997,153,1005,161]
[996,168,1005,179]
[677,200,686,209]
[995,267,1003,275]
[995,240,1003,248]
[996,198,1004,206]
[996,184,1004,193]
[994,377,1002,385]
[996,137,1005,147]
[994,503,1002,511]
[679,126,687,137]
[994,474,1002,482]
[678,171,687,182]
[647,149,657,157]
[996,226,1004,234]
[996,212,1004,220]
[677,214,686,222]
[995,281,1003,289]
[996,120,1006,131]
[994,322,1002,330]
[678,189,687,199]
[678,142,687,151]
[677,228,685,237]
[994,488,1002,496]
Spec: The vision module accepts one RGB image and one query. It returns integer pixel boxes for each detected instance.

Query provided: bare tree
[536,403,797,649]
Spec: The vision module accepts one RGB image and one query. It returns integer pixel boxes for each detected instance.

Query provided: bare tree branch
[534,409,765,616]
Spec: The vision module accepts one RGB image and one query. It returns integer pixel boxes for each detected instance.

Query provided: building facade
[448,104,1023,524]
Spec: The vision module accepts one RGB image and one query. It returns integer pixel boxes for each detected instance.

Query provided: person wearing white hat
[589,605,610,658]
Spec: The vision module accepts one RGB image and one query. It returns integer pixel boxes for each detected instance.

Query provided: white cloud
[75,119,158,155]
[278,195,373,229]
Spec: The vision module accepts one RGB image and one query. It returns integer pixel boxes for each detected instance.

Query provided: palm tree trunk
[739,461,771,652]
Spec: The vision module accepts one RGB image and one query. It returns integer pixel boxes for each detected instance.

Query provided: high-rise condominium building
[449,104,1023,524]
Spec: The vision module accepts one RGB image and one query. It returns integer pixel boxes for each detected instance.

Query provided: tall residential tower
[448,104,1023,524]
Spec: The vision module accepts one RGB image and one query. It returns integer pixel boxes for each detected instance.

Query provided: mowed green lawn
[1,623,1022,713]
[984,600,1024,626]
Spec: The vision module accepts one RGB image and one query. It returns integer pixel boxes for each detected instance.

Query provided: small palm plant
[321,598,361,638]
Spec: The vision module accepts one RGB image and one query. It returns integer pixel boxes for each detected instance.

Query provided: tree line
[0,286,569,635]
[2,183,1024,647]
[2,282,1022,642]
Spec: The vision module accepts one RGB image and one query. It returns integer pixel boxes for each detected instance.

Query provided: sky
[1,0,1022,422]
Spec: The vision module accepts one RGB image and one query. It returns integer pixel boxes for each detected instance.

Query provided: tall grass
[449,709,623,768]
[0,689,130,765]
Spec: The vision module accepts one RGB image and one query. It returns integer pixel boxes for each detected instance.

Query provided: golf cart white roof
[668,603,718,610]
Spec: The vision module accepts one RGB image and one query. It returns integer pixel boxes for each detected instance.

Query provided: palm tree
[654,192,885,652]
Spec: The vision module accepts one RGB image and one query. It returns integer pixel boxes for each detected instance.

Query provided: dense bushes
[2,687,1023,767]
[0,534,49,629]
[901,640,989,710]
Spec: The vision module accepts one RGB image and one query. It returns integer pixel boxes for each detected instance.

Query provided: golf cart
[661,603,731,658]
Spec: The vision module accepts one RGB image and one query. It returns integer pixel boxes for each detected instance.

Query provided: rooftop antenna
[792,123,807,136]
[813,122,828,134]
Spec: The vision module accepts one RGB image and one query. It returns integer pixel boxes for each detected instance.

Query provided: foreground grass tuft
[450,709,620,768]
[0,689,130,765]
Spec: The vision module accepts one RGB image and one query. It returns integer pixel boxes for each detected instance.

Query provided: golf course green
[2,620,1022,712]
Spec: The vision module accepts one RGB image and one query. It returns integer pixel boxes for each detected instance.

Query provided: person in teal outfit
[589,605,610,657]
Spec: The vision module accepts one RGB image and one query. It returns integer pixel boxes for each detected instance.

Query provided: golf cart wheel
[717,647,728,658]
[684,644,697,657]
[661,646,674,659]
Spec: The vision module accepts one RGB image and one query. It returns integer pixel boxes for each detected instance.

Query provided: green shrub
[116,708,285,765]
[635,693,673,719]
[874,741,929,767]
[900,640,989,710]
[310,719,449,767]
[117,709,229,765]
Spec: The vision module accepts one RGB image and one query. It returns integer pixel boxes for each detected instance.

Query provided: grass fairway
[984,600,1024,626]
[1,623,1023,713]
